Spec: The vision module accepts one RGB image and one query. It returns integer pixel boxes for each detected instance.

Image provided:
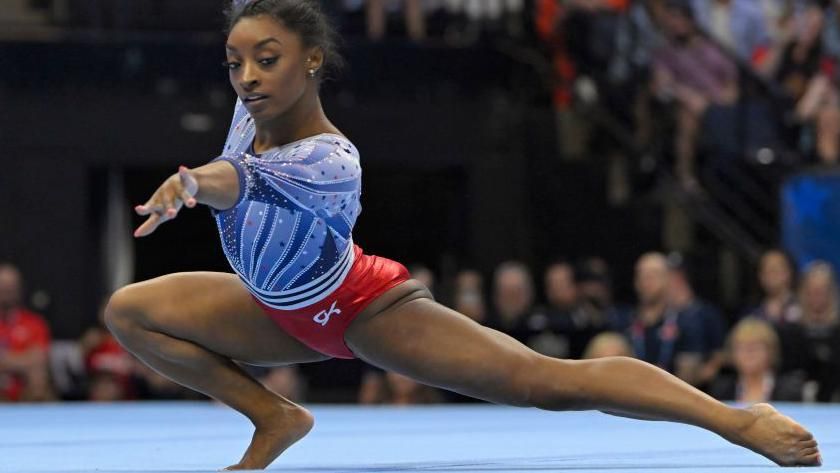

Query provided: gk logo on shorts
[313,301,341,327]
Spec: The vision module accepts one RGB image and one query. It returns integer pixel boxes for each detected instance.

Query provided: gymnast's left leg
[344,282,821,467]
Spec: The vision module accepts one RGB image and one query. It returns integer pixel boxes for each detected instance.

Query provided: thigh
[345,294,540,405]
[113,272,329,365]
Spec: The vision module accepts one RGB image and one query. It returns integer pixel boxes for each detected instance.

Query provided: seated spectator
[79,297,135,401]
[534,0,632,158]
[576,257,632,332]
[544,262,579,313]
[0,263,53,402]
[819,0,840,166]
[758,0,796,45]
[650,0,739,190]
[487,261,537,339]
[743,249,808,374]
[628,252,673,369]
[583,332,633,359]
[542,262,602,358]
[627,253,714,383]
[760,1,840,165]
[690,0,771,63]
[709,317,805,403]
[666,255,727,387]
[796,261,840,402]
[488,261,568,357]
[745,249,802,325]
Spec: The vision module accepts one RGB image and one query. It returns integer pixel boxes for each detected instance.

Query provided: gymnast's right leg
[104,272,329,470]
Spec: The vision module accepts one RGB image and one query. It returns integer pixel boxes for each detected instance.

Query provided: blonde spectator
[583,332,633,359]
[709,318,804,403]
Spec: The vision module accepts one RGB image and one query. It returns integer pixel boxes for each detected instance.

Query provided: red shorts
[253,245,411,359]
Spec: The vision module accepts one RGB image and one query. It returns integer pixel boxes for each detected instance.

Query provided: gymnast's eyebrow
[226,38,283,51]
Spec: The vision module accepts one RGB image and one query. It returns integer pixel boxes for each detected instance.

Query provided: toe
[797,451,822,467]
[799,439,818,449]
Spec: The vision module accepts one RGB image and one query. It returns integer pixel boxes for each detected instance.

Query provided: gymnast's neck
[252,90,341,153]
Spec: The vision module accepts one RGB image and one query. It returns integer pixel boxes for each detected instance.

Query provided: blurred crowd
[534,0,840,192]
[20,1,840,182]
[2,250,838,404]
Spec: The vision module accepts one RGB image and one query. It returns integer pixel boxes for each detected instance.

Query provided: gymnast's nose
[239,62,260,91]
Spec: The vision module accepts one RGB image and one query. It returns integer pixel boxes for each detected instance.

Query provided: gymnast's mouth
[243,94,269,103]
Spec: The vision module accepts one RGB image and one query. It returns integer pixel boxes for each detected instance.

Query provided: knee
[104,284,152,337]
[516,358,590,411]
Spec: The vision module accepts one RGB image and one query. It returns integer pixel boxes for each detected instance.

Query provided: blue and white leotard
[212,100,362,310]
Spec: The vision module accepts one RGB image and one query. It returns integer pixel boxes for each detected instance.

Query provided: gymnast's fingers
[179,166,199,208]
[134,213,163,238]
[135,204,153,216]
[136,196,166,216]
[162,189,179,219]
[180,189,197,209]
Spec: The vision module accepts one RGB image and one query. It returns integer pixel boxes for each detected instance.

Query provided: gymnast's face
[225,15,323,121]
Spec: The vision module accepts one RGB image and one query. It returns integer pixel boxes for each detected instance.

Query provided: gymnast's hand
[134,166,199,238]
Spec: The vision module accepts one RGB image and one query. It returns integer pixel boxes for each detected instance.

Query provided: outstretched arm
[134,162,239,237]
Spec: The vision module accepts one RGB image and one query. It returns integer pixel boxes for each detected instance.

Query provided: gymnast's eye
[258,57,278,66]
[223,60,241,71]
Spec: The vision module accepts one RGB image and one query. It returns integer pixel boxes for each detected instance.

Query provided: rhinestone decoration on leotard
[213,99,362,310]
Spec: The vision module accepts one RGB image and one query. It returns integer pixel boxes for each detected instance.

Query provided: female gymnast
[105,0,821,470]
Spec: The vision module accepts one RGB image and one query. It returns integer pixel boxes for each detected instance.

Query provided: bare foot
[730,403,822,467]
[224,403,314,470]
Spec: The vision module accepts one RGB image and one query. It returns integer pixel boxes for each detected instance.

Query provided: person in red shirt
[79,298,136,401]
[0,264,53,401]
